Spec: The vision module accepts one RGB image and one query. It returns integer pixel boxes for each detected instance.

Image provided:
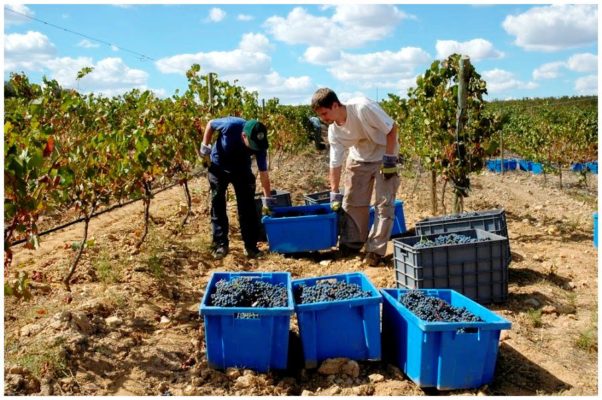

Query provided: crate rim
[393,228,507,251]
[199,271,294,316]
[416,208,505,224]
[292,272,383,310]
[380,288,511,332]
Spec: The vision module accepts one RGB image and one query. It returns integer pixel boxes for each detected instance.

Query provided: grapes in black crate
[414,232,490,249]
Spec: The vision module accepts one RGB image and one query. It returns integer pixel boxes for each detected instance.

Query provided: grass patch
[143,227,165,279]
[526,308,543,328]
[6,338,70,380]
[575,327,597,352]
[93,250,122,284]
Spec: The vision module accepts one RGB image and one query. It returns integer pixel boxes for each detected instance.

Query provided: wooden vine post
[453,55,469,213]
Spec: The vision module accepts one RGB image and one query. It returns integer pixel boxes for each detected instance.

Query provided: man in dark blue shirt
[200,117,274,259]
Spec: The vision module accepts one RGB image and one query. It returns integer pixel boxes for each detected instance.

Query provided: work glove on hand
[261,196,276,216]
[200,143,212,168]
[329,191,344,212]
[381,154,399,180]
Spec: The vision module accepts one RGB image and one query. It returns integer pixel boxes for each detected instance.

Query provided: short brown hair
[311,88,340,110]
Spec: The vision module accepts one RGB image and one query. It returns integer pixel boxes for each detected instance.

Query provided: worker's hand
[200,143,212,168]
[261,196,276,216]
[381,154,398,180]
[329,191,344,212]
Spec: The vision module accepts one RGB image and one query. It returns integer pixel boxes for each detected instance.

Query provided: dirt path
[4,152,598,395]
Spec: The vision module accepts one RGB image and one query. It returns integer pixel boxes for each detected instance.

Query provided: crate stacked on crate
[292,272,382,368]
[198,272,294,372]
[415,209,511,258]
[381,288,511,390]
[393,229,510,304]
[254,189,292,242]
[392,209,512,304]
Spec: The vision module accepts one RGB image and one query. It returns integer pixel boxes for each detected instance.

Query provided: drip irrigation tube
[8,171,205,246]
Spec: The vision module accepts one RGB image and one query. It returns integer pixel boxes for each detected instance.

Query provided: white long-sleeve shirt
[328,97,397,168]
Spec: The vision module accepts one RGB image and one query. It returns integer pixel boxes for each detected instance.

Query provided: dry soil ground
[4,151,598,396]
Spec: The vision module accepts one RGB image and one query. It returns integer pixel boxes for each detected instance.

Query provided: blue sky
[3,2,599,104]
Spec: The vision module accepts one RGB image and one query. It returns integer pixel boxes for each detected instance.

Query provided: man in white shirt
[311,88,401,267]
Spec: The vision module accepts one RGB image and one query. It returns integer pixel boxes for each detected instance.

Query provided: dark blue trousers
[207,164,259,250]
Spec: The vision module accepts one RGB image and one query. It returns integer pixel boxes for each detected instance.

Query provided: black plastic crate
[303,190,344,205]
[393,229,510,304]
[254,190,292,241]
[415,209,510,258]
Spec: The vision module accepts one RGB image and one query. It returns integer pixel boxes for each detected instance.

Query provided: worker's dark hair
[311,88,341,110]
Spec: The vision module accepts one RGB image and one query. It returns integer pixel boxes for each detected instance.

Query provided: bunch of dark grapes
[440,211,479,220]
[399,290,483,323]
[414,233,490,249]
[209,277,287,308]
[294,280,372,304]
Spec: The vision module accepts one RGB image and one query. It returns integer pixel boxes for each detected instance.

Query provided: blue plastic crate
[262,204,338,253]
[292,272,382,368]
[517,159,530,171]
[594,212,598,248]
[586,161,598,174]
[571,162,585,172]
[381,288,511,390]
[369,199,407,237]
[530,162,543,174]
[199,272,294,372]
[254,189,292,242]
[486,159,517,173]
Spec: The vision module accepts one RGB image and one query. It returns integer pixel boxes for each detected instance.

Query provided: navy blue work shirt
[209,117,268,172]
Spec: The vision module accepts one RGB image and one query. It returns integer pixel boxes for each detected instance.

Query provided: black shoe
[212,245,229,260]
[338,244,362,258]
[244,246,264,259]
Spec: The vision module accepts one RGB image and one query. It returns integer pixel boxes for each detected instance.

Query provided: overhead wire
[4,6,157,62]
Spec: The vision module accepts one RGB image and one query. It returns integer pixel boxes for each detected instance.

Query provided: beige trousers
[341,158,400,256]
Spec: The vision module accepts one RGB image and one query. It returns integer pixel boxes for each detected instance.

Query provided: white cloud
[155,33,313,104]
[482,69,538,93]
[4,31,57,71]
[265,5,409,48]
[111,45,119,52]
[304,47,342,65]
[567,53,598,73]
[237,14,253,21]
[77,39,100,49]
[533,53,598,80]
[45,57,149,95]
[575,75,597,95]
[4,4,34,26]
[4,30,153,96]
[533,62,566,80]
[328,47,431,84]
[156,50,271,75]
[239,33,272,54]
[207,7,226,23]
[502,4,598,52]
[435,39,504,61]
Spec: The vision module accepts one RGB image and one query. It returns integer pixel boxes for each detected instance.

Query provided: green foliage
[487,96,597,173]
